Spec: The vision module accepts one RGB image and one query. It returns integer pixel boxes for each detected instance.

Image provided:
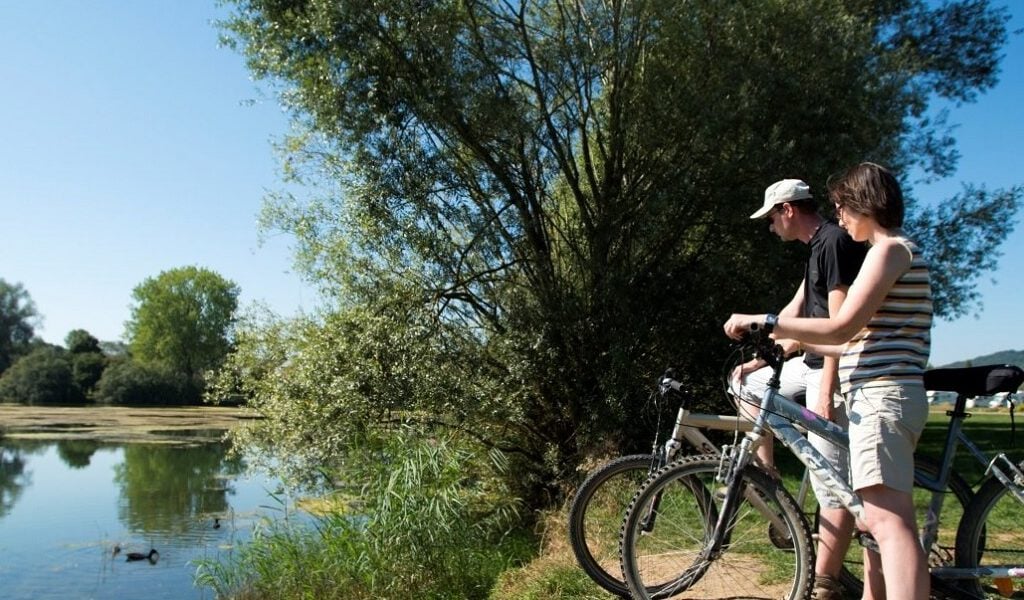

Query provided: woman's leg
[859,484,928,600]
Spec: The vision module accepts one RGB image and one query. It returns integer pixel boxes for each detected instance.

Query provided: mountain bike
[618,328,1023,599]
[569,364,973,597]
[567,374,747,597]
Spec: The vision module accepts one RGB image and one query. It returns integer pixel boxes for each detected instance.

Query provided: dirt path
[0,404,259,444]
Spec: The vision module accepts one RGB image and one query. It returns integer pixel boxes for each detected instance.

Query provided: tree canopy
[65,329,101,355]
[126,266,240,381]
[0,279,38,374]
[218,0,1022,503]
[0,346,82,405]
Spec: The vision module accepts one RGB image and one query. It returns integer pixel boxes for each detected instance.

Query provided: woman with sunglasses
[724,162,932,600]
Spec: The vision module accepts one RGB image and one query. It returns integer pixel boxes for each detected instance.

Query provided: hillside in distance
[937,349,1024,370]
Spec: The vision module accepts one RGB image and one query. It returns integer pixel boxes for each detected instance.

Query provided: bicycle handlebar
[740,326,785,372]
[657,325,784,403]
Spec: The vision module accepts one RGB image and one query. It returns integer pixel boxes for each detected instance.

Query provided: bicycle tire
[834,453,975,597]
[954,457,1024,599]
[568,454,661,597]
[620,454,813,600]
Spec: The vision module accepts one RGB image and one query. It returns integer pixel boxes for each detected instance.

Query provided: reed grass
[195,427,535,599]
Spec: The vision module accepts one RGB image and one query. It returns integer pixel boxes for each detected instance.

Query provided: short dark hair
[788,198,818,215]
[827,162,904,228]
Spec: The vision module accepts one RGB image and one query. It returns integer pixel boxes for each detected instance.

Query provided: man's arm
[814,286,848,420]
[779,281,805,319]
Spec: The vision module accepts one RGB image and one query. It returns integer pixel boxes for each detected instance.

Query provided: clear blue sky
[1,2,1021,367]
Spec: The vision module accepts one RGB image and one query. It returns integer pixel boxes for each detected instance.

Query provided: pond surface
[0,411,299,600]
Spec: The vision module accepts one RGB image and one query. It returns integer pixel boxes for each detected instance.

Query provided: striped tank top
[839,237,932,394]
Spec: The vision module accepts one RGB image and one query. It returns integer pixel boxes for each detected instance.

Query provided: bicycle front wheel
[620,454,813,600]
[568,454,660,597]
[954,458,1024,599]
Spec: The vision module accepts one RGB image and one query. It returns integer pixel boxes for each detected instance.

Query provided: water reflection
[114,442,245,534]
[0,445,28,518]
[56,439,105,469]
[0,432,290,600]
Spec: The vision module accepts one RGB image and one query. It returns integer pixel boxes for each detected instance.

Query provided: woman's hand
[723,313,764,340]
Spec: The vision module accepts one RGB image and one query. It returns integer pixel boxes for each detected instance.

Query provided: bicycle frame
[919,398,1024,582]
[723,344,1024,585]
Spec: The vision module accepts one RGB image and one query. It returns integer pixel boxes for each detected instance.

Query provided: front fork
[706,433,764,555]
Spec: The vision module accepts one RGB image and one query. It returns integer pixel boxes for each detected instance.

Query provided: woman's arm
[724,239,912,344]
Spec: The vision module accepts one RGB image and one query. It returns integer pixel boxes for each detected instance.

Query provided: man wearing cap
[732,178,867,599]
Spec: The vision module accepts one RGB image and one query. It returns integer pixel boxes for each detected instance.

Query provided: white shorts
[730,356,849,509]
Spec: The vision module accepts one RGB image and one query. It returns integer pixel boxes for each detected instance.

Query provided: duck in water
[125,548,159,563]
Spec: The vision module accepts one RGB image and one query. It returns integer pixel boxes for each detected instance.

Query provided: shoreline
[0,403,260,444]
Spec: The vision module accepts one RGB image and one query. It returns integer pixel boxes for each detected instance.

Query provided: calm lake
[0,406,300,600]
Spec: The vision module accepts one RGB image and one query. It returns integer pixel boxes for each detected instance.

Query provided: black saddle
[923,364,1024,398]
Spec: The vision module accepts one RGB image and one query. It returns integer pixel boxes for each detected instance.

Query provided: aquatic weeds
[194,427,533,599]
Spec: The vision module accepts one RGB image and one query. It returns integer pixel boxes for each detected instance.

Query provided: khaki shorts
[846,382,928,493]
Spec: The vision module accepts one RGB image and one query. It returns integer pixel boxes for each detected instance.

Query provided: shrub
[0,346,82,404]
[93,359,199,405]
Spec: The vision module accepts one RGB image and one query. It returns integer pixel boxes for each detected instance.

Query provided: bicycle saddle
[923,364,1024,397]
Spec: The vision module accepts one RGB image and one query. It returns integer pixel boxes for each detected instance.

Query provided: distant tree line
[0,267,239,406]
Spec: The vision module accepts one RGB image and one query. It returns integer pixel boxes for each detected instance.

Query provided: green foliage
[195,429,533,600]
[62,328,108,397]
[0,279,38,374]
[93,359,199,405]
[209,300,533,490]
[218,0,1021,504]
[908,184,1022,319]
[65,329,101,354]
[70,352,107,398]
[0,346,83,405]
[126,266,240,380]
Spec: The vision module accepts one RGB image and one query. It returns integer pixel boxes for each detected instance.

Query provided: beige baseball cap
[750,179,812,219]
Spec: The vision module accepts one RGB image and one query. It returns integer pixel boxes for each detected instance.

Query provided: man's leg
[803,367,855,594]
[729,358,808,473]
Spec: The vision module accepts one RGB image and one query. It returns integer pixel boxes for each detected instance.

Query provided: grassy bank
[193,408,1021,600]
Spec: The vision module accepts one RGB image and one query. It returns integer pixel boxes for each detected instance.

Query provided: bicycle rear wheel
[954,458,1024,599]
[568,454,660,596]
[620,454,813,600]
[835,454,974,596]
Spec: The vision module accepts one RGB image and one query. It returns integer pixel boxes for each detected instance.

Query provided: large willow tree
[215,0,1021,504]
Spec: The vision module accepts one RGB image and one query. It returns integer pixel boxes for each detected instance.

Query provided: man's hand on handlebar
[730,338,800,384]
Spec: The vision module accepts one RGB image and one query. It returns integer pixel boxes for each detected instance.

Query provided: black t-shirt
[801,220,867,368]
